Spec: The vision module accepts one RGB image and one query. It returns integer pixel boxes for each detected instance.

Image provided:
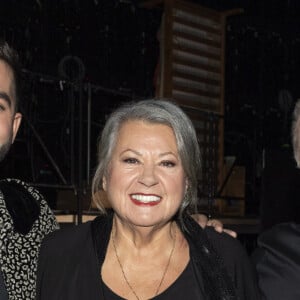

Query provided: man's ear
[12,112,22,143]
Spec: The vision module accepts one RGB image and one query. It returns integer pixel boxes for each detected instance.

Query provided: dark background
[1,0,300,227]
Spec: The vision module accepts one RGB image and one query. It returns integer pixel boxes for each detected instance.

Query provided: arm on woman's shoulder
[191,213,237,238]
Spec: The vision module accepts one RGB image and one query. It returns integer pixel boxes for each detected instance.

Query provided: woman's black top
[36,212,260,300]
[101,260,203,299]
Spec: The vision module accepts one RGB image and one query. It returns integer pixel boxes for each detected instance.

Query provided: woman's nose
[138,164,158,187]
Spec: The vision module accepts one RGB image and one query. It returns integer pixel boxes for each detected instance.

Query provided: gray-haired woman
[36,99,259,300]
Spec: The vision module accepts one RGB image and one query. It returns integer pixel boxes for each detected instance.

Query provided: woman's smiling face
[103,120,187,228]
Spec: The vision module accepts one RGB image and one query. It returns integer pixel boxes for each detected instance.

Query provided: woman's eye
[160,160,176,167]
[123,158,139,164]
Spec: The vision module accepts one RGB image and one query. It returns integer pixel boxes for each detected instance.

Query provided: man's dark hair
[0,40,21,112]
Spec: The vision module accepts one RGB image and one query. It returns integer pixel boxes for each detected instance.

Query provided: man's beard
[0,138,12,163]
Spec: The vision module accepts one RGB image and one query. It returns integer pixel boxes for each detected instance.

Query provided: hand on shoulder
[191,214,237,238]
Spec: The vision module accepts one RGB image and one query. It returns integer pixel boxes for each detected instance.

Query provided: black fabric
[182,214,236,299]
[0,270,8,300]
[91,210,112,271]
[0,179,40,235]
[36,213,260,300]
[252,222,300,300]
[101,260,202,299]
[36,222,101,300]
[205,228,260,300]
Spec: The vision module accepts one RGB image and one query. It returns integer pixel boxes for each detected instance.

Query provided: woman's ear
[102,176,107,191]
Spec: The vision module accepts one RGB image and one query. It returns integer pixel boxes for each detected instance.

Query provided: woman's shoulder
[205,227,260,299]
[36,217,110,299]
[181,214,247,258]
[205,227,248,258]
[182,215,260,299]
[182,215,253,273]
[204,227,255,273]
[41,221,93,255]
[40,213,113,256]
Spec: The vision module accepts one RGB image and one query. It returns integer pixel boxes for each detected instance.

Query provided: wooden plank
[173,0,221,22]
[173,28,221,54]
[173,28,221,49]
[172,91,220,112]
[172,43,220,60]
[172,83,221,98]
[171,97,219,112]
[173,16,221,36]
[183,108,222,121]
[173,69,221,86]
[174,56,220,73]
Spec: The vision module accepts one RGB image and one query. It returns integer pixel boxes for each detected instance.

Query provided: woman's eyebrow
[159,151,177,158]
[120,149,142,156]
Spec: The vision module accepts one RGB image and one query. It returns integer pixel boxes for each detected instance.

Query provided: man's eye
[160,160,176,167]
[123,158,139,164]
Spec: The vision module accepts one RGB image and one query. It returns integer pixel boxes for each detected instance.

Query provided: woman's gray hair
[92,99,201,220]
[292,100,300,167]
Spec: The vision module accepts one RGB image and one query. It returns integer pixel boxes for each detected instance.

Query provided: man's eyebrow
[0,91,12,107]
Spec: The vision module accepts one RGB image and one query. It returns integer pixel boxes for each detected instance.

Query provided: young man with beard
[0,40,59,300]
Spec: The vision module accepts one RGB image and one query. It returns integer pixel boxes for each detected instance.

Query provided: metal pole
[77,82,83,224]
[87,83,91,185]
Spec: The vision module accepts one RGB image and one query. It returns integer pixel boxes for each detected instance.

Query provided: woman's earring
[102,177,107,191]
